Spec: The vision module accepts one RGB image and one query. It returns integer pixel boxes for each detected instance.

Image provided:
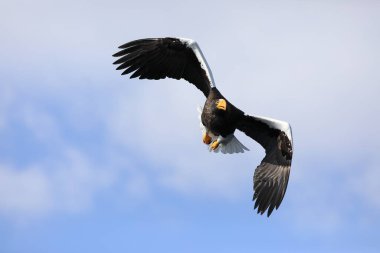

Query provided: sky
[0,0,379,252]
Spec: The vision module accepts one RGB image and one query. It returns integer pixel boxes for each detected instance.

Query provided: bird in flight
[113,37,293,217]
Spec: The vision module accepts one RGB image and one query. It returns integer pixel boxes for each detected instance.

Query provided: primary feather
[113,37,213,97]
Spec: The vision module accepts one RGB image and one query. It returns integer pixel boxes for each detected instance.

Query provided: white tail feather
[217,135,249,154]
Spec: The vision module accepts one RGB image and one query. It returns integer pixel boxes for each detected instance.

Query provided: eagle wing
[237,114,293,217]
[113,37,215,97]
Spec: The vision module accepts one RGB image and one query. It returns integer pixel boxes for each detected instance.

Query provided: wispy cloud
[0,1,379,241]
[0,147,117,223]
[0,85,14,129]
[350,161,380,210]
[0,164,52,217]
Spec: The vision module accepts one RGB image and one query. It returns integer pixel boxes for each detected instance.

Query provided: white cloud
[124,173,151,200]
[285,168,345,233]
[158,147,257,200]
[0,148,117,221]
[50,148,117,213]
[19,106,62,143]
[351,162,380,210]
[0,84,14,129]
[0,0,379,232]
[0,164,52,216]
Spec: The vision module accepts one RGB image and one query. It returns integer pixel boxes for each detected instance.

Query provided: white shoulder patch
[179,38,216,88]
[254,115,293,145]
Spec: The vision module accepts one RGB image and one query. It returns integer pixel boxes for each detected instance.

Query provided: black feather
[112,37,212,97]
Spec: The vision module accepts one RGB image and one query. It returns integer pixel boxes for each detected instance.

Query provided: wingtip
[112,52,120,57]
[253,199,273,217]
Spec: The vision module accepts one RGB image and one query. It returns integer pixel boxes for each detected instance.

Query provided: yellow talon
[210,140,220,150]
[203,133,212,144]
[216,99,227,111]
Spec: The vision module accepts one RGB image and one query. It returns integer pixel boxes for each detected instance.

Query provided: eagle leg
[202,133,212,144]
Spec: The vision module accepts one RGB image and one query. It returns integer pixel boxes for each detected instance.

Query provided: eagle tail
[214,135,249,154]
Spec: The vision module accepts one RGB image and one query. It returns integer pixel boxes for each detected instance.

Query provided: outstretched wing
[113,37,215,97]
[237,114,293,217]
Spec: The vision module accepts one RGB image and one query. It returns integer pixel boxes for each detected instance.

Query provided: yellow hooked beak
[216,99,227,111]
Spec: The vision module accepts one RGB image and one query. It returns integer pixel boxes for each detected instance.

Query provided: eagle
[113,37,293,217]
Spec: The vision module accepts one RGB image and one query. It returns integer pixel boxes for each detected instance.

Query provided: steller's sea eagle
[113,37,293,217]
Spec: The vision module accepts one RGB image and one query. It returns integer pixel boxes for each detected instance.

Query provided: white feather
[217,134,249,154]
[254,115,293,145]
[179,38,216,88]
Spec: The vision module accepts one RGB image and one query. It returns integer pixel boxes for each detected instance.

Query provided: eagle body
[113,37,294,217]
[201,88,244,138]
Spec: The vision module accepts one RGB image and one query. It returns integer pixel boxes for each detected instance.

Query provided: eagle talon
[210,140,220,150]
[202,133,212,144]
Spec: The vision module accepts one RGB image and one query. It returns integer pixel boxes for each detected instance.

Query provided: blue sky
[1,0,379,252]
